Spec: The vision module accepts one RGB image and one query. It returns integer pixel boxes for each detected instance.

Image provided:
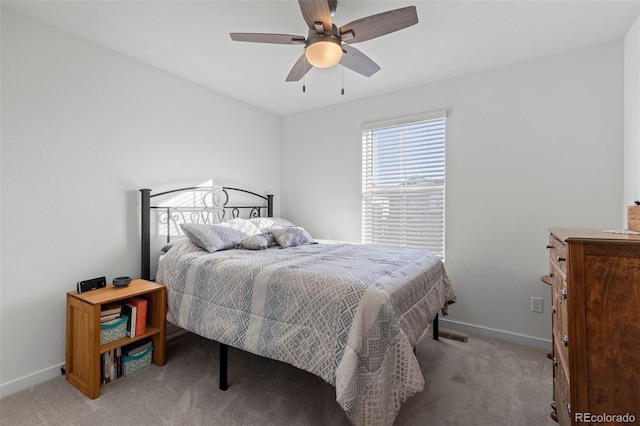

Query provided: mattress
[157,239,456,425]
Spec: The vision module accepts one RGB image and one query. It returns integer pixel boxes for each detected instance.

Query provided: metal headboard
[140,186,273,280]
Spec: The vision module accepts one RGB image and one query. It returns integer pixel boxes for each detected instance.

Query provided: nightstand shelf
[66,279,166,399]
[99,326,162,354]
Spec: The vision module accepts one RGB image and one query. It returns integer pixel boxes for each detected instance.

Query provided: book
[128,297,147,336]
[100,353,105,386]
[109,350,116,382]
[99,313,121,323]
[116,347,122,379]
[101,302,122,317]
[121,303,137,337]
[103,351,113,383]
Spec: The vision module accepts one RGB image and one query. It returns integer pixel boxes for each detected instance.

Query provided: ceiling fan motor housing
[305,26,343,68]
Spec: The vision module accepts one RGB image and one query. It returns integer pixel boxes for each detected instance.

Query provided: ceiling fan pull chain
[303,60,306,92]
[341,55,345,95]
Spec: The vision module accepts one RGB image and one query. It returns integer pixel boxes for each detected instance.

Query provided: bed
[140,185,456,426]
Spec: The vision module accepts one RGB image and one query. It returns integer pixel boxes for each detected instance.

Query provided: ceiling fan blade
[286,54,313,82]
[298,0,333,32]
[339,6,418,44]
[230,33,306,44]
[341,45,380,77]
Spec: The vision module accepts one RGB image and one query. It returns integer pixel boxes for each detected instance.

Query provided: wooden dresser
[544,228,640,425]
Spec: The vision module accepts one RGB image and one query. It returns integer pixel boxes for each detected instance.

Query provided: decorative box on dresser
[543,228,640,425]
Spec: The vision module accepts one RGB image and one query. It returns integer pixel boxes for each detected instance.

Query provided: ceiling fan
[230,0,418,82]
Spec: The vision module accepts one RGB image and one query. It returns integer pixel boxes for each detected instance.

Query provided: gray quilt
[157,239,456,425]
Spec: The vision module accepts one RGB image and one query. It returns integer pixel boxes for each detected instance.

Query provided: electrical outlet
[531,297,543,313]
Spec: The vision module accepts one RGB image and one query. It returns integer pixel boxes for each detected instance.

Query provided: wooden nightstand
[65,279,166,398]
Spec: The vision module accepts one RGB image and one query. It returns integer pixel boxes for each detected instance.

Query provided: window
[361,111,447,259]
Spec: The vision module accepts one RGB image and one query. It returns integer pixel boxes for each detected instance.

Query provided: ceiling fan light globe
[305,40,343,68]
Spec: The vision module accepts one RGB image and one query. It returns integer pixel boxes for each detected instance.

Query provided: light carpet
[0,331,555,425]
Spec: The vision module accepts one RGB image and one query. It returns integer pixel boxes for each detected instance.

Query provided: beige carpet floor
[0,330,555,425]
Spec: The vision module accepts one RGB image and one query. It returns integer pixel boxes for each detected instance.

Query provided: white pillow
[270,227,316,248]
[237,233,276,250]
[219,218,261,235]
[249,217,296,233]
[180,223,248,253]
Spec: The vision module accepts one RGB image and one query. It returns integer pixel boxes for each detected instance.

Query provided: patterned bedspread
[157,239,456,425]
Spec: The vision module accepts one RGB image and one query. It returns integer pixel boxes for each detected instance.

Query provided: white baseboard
[1,321,186,400]
[0,363,64,400]
[439,318,552,350]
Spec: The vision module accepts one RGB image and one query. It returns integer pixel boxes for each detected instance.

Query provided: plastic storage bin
[100,315,128,345]
[122,346,153,376]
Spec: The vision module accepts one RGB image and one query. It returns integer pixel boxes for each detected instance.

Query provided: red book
[128,297,147,336]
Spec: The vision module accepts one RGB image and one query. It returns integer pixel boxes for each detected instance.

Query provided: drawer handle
[561,289,567,300]
[563,335,569,347]
[557,257,566,262]
[546,245,553,249]
[552,305,556,314]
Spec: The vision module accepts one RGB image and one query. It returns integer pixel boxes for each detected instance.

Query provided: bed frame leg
[219,343,228,391]
[432,313,439,340]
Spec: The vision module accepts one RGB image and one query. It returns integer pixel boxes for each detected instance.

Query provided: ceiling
[4,0,639,116]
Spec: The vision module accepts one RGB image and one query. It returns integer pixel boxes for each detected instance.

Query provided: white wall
[282,41,624,347]
[1,5,633,399]
[0,10,281,397]
[625,16,640,216]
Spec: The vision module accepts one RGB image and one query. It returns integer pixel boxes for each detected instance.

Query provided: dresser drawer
[553,339,572,426]
[548,235,568,274]
[551,268,570,369]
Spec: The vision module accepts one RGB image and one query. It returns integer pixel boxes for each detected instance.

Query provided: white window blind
[362,111,446,259]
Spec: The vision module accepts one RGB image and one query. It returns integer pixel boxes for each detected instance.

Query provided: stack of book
[101,348,122,384]
[100,303,122,323]
[121,297,147,338]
